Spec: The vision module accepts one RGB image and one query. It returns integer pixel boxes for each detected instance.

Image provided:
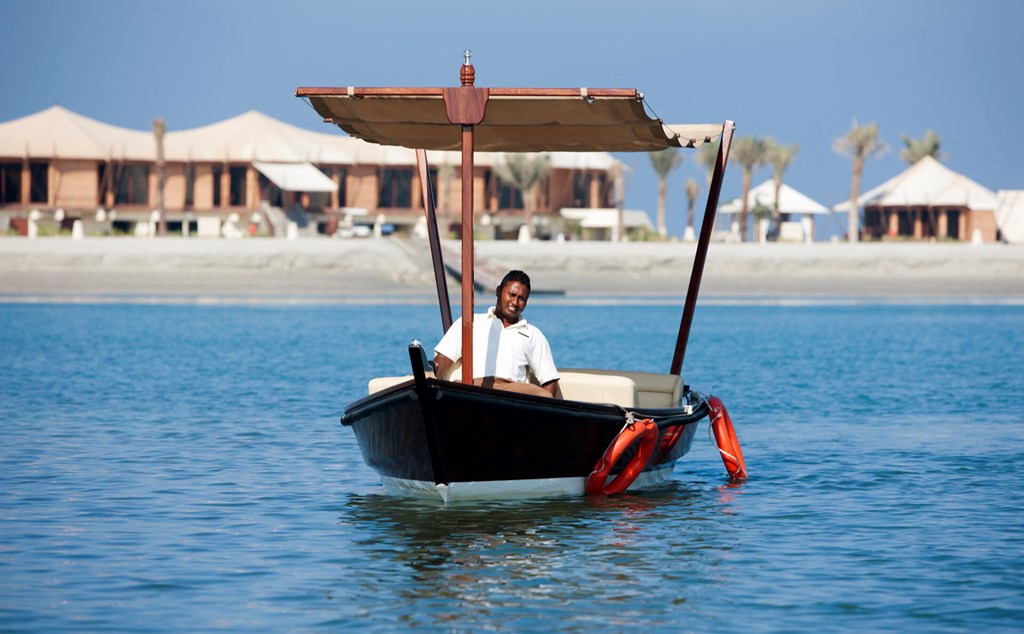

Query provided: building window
[29,162,48,203]
[378,168,412,208]
[498,181,523,210]
[115,165,149,206]
[185,165,195,208]
[212,165,223,206]
[572,171,609,208]
[0,162,21,204]
[572,172,591,207]
[336,167,347,207]
[947,209,960,240]
[229,166,246,206]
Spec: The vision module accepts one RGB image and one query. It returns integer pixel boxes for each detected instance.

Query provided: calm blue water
[1,300,1022,632]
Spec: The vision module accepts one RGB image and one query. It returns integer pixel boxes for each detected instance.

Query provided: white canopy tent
[995,190,1024,244]
[559,207,653,240]
[719,180,830,215]
[833,156,997,211]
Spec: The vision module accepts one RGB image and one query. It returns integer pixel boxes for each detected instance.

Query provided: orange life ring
[585,417,658,495]
[707,396,747,480]
[659,424,685,454]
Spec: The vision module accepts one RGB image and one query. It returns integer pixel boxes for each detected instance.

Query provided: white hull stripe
[378,461,677,503]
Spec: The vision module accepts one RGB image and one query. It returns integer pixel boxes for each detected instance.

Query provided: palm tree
[648,148,683,238]
[494,153,551,240]
[437,163,455,235]
[900,130,943,165]
[765,139,800,222]
[697,142,718,187]
[834,120,888,242]
[152,118,167,236]
[730,136,769,242]
[684,178,700,241]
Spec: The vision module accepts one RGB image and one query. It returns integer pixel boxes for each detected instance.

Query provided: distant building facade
[0,106,619,238]
[842,156,999,242]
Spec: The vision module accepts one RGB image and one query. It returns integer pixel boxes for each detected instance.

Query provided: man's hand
[433,353,454,380]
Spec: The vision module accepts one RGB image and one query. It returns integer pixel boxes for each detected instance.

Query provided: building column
[589,172,600,208]
[220,163,230,208]
[330,170,340,209]
[246,166,258,210]
[20,158,30,206]
[104,161,115,209]
[913,208,923,239]
[888,210,899,237]
[937,209,948,239]
[411,170,422,211]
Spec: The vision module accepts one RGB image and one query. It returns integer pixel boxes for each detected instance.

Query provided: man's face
[495,280,529,325]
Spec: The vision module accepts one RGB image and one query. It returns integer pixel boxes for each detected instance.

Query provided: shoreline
[2,237,1023,304]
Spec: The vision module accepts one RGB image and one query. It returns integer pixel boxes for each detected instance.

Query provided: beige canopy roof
[297,87,726,152]
[164,110,356,163]
[0,105,156,161]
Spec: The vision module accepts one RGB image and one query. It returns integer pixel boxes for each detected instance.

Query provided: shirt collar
[486,305,529,329]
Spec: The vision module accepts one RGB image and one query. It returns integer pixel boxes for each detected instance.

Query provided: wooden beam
[670,121,735,376]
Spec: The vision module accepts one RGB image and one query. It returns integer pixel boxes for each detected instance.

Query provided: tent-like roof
[834,155,997,211]
[163,110,356,163]
[0,105,625,172]
[297,87,727,153]
[0,105,156,161]
[719,180,830,215]
[995,190,1024,244]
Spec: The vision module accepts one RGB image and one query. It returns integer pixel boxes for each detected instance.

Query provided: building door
[947,209,960,240]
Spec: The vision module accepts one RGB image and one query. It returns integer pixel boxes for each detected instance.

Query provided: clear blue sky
[3,0,1021,238]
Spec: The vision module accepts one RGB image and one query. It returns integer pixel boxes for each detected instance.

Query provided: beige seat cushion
[369,369,639,408]
[555,371,637,408]
[561,368,683,408]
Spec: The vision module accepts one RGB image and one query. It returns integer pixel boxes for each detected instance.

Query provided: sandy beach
[1,237,1023,303]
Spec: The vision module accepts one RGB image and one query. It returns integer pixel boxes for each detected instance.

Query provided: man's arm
[541,379,559,398]
[433,353,454,380]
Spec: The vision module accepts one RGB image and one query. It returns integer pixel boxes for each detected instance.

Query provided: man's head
[494,270,531,326]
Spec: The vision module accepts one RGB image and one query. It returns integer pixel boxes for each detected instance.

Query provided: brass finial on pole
[460,50,475,87]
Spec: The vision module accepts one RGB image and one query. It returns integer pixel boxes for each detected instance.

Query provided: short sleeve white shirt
[434,307,559,385]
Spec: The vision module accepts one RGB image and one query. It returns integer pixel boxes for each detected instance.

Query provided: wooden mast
[442,51,488,384]
[415,148,453,333]
[670,121,735,376]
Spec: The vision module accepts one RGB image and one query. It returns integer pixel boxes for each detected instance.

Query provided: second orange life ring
[585,417,658,496]
[707,396,747,480]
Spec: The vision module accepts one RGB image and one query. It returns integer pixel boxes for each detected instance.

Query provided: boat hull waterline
[342,376,706,502]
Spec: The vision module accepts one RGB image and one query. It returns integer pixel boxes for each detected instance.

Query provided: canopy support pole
[442,54,489,385]
[459,126,475,384]
[415,149,453,333]
[670,120,735,376]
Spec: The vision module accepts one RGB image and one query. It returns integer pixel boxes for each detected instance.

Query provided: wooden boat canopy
[296,86,727,152]
[296,53,735,384]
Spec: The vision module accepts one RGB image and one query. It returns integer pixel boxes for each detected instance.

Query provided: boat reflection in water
[340,485,739,622]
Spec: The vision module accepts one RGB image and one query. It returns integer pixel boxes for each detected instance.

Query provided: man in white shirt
[434,270,560,398]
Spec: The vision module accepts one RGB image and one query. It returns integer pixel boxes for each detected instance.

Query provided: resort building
[0,106,622,239]
[835,156,999,242]
[718,180,830,243]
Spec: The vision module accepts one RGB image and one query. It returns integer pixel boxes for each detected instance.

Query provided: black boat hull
[342,376,705,501]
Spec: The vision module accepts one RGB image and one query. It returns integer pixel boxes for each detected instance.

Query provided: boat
[297,53,747,502]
